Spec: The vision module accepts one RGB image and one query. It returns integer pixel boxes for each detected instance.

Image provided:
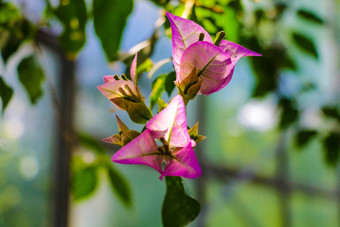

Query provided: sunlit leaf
[93,0,133,61]
[72,166,98,200]
[323,132,340,166]
[0,2,21,24]
[0,76,13,113]
[297,9,323,24]
[292,32,318,58]
[17,55,45,104]
[136,58,153,75]
[54,0,87,57]
[107,165,132,207]
[158,97,167,112]
[295,129,318,149]
[150,75,166,109]
[149,71,176,109]
[162,176,200,227]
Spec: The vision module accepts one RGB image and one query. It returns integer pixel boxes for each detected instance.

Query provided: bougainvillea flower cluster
[97,12,260,180]
[166,12,261,99]
[112,95,201,180]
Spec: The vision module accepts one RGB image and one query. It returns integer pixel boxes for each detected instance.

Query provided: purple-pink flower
[111,95,201,180]
[166,12,261,95]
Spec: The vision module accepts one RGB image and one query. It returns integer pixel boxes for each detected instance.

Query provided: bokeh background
[0,0,340,226]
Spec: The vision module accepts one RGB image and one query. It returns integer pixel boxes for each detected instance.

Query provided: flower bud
[175,67,202,104]
[98,78,150,124]
[103,115,140,146]
[213,31,225,46]
[188,122,206,143]
[126,102,152,124]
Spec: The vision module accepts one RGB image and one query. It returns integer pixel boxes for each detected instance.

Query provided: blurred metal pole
[275,131,291,227]
[53,55,75,227]
[36,30,75,227]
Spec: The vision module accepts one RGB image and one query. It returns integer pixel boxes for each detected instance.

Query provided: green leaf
[54,0,87,58]
[0,2,21,52]
[0,76,13,113]
[150,74,166,109]
[247,40,278,97]
[322,106,340,122]
[0,2,21,24]
[297,10,323,24]
[78,132,106,154]
[323,132,340,166]
[292,32,318,58]
[126,102,152,124]
[0,18,33,63]
[107,166,132,207]
[150,71,177,109]
[280,55,297,70]
[72,166,98,200]
[136,58,153,75]
[294,129,318,149]
[158,97,167,112]
[279,98,299,129]
[93,0,133,61]
[188,122,206,144]
[165,71,176,97]
[162,177,201,227]
[17,55,45,104]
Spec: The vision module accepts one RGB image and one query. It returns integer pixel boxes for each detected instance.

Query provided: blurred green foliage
[0,0,339,226]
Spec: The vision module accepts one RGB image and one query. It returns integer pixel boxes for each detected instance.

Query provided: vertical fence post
[52,55,76,227]
[36,30,76,227]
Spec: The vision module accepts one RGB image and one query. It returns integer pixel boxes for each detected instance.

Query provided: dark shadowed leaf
[246,37,279,97]
[0,76,13,113]
[17,55,45,104]
[107,165,132,207]
[149,0,170,7]
[165,71,176,97]
[72,166,98,200]
[1,18,34,63]
[279,98,299,129]
[297,10,323,24]
[54,0,87,57]
[275,2,288,19]
[322,106,340,122]
[93,0,133,61]
[295,129,318,149]
[280,55,297,70]
[162,177,200,227]
[292,32,318,58]
[78,132,106,154]
[323,132,340,166]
